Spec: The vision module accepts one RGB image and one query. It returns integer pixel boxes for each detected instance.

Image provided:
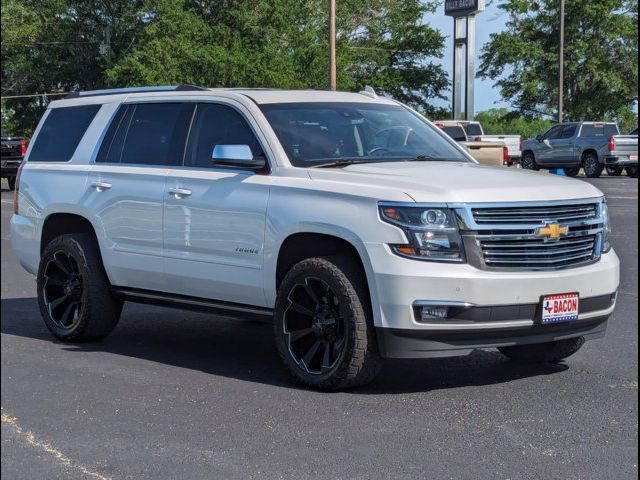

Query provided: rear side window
[29,105,101,162]
[97,103,193,166]
[184,103,264,168]
[465,123,483,137]
[580,124,620,138]
[442,126,467,142]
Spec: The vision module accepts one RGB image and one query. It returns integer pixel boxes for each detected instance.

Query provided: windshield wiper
[404,155,467,162]
[312,159,378,168]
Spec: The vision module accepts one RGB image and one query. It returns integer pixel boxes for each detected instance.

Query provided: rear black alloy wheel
[499,337,585,364]
[274,256,382,390]
[521,152,539,170]
[583,152,603,178]
[42,251,84,331]
[283,277,346,375]
[627,166,638,178]
[606,166,624,176]
[38,233,122,341]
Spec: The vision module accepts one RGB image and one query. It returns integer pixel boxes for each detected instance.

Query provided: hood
[308,162,603,204]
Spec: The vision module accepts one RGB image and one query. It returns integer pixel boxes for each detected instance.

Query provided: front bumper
[376,295,614,359]
[604,155,638,167]
[365,243,620,358]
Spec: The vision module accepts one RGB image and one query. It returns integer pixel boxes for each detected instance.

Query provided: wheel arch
[581,148,599,163]
[40,212,98,255]
[271,229,382,327]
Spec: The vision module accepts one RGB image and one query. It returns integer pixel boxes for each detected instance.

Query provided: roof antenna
[359,86,379,99]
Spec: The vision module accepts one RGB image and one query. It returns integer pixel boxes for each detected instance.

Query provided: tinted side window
[29,104,101,162]
[120,103,193,166]
[545,126,562,140]
[559,125,577,139]
[184,103,264,168]
[96,105,133,163]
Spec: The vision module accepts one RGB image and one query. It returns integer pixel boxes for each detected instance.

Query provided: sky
[423,2,511,113]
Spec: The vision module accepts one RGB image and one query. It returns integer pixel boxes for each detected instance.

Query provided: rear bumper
[1,159,23,177]
[604,155,638,167]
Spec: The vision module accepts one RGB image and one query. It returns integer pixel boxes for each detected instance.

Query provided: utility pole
[558,0,565,123]
[329,0,337,91]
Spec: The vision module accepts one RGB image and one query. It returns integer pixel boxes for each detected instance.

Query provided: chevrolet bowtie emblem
[538,223,569,241]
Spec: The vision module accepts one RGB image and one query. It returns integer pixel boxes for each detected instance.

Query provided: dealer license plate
[630,155,638,161]
[540,293,579,324]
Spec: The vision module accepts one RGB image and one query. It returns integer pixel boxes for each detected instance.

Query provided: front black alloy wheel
[282,277,346,375]
[38,233,122,341]
[274,256,382,390]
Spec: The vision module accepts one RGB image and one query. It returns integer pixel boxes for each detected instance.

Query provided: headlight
[379,204,466,262]
[602,199,612,253]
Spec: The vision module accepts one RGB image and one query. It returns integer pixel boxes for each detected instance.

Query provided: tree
[475,108,555,138]
[478,0,638,124]
[1,0,145,136]
[106,0,450,115]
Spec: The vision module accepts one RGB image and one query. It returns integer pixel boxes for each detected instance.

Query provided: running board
[112,287,274,322]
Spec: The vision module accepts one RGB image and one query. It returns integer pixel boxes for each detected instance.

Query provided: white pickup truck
[11,86,619,390]
[454,120,522,164]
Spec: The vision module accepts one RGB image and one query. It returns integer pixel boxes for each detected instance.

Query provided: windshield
[260,102,469,167]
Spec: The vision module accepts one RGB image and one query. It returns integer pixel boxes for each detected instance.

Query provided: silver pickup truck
[521,122,638,178]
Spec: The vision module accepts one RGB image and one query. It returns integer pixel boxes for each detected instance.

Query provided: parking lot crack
[1,412,111,480]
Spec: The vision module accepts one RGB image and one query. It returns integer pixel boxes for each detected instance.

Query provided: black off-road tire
[627,166,638,178]
[37,233,123,342]
[498,337,585,364]
[583,152,603,178]
[274,256,383,390]
[7,176,16,191]
[521,151,539,171]
[563,167,580,177]
[606,166,623,177]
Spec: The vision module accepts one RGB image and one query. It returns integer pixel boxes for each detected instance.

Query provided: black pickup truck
[1,136,27,190]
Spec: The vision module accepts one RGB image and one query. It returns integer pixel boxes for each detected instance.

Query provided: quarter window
[29,104,101,162]
[184,103,264,169]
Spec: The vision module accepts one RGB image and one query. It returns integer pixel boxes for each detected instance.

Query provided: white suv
[11,85,620,390]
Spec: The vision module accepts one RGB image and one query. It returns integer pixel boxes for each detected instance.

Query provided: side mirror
[212,145,266,169]
[536,135,544,142]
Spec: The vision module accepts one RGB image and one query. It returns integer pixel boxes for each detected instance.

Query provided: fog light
[420,306,449,322]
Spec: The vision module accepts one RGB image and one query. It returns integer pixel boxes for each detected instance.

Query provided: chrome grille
[471,203,598,225]
[458,199,605,271]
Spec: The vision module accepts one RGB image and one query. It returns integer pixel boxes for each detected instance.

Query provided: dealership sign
[445,0,485,17]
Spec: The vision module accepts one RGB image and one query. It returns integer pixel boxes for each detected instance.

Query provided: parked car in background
[10,86,620,390]
[446,120,522,164]
[521,122,638,178]
[1,135,27,190]
[434,121,509,167]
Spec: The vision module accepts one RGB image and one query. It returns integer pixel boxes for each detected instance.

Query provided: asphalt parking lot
[1,176,638,480]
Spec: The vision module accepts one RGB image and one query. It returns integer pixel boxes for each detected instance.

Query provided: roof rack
[64,84,208,99]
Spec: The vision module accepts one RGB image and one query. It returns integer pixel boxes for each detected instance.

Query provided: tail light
[13,162,24,215]
[475,136,482,141]
[502,146,510,165]
[19,139,27,157]
[608,137,616,152]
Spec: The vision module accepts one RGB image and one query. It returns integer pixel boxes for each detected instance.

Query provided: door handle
[90,181,112,192]
[168,188,192,199]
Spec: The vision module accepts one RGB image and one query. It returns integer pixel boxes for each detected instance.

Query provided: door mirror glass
[536,134,544,142]
[212,145,266,169]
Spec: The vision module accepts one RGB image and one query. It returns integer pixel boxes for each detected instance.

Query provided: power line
[1,92,68,100]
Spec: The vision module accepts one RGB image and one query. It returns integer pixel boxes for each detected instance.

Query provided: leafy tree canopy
[478,0,638,125]
[1,0,449,136]
[475,108,555,139]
